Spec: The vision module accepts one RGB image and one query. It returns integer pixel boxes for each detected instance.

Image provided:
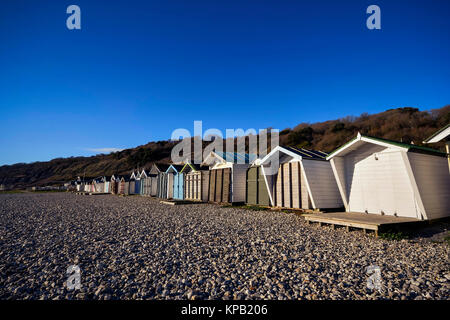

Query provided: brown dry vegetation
[0,106,448,189]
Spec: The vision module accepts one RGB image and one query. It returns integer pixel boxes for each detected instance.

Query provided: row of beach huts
[76,129,450,221]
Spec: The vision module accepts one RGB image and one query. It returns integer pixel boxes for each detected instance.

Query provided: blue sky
[0,0,449,165]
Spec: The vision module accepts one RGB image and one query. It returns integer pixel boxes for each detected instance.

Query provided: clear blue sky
[1,0,449,165]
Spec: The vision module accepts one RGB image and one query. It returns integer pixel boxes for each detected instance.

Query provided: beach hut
[103,176,110,193]
[139,169,150,195]
[109,175,119,194]
[259,146,342,210]
[182,163,210,202]
[246,159,270,206]
[93,177,104,193]
[157,172,168,199]
[423,124,450,173]
[83,180,90,192]
[118,175,131,195]
[76,178,88,192]
[150,163,170,197]
[128,172,137,195]
[152,163,170,198]
[116,176,125,195]
[202,152,257,204]
[327,133,450,220]
[166,164,185,200]
[134,171,142,195]
[86,180,93,192]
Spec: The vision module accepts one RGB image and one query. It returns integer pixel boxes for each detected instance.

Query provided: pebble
[0,193,448,300]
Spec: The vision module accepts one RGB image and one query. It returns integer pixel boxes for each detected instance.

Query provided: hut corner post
[446,141,450,174]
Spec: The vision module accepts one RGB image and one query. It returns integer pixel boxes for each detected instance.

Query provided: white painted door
[347,151,417,218]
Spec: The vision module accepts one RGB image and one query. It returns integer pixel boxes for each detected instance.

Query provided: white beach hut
[423,124,450,173]
[327,133,450,220]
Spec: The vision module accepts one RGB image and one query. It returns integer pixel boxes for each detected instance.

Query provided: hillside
[1,106,449,189]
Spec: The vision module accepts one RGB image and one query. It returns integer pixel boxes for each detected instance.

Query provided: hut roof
[423,124,450,144]
[203,151,257,166]
[166,164,184,173]
[180,163,209,173]
[153,163,171,172]
[327,133,446,159]
[260,145,327,165]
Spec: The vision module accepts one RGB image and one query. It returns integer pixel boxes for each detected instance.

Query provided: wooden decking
[303,212,422,237]
[160,200,206,205]
[75,192,110,195]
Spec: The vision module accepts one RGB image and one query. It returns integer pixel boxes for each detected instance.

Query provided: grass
[444,235,450,245]
[379,229,409,241]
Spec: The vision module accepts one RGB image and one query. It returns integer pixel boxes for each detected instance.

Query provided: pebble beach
[0,193,448,300]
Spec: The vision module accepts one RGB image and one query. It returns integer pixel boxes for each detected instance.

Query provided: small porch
[303,212,423,237]
[160,199,206,205]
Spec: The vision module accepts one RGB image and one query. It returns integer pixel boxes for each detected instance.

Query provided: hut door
[179,173,184,199]
[246,167,258,205]
[209,168,231,203]
[173,174,177,198]
[257,167,270,206]
[174,174,181,199]
[168,174,174,198]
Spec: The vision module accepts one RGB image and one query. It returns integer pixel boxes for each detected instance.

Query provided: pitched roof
[327,133,446,159]
[213,151,258,164]
[260,145,328,165]
[423,124,450,143]
[281,146,328,160]
[154,163,170,172]
[180,162,209,173]
[121,174,131,182]
[166,164,184,173]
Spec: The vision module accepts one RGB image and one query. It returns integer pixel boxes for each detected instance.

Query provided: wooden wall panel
[222,168,231,203]
[246,167,258,205]
[282,163,291,208]
[291,162,300,209]
[215,169,223,202]
[209,169,216,202]
[275,165,283,207]
[202,171,210,202]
